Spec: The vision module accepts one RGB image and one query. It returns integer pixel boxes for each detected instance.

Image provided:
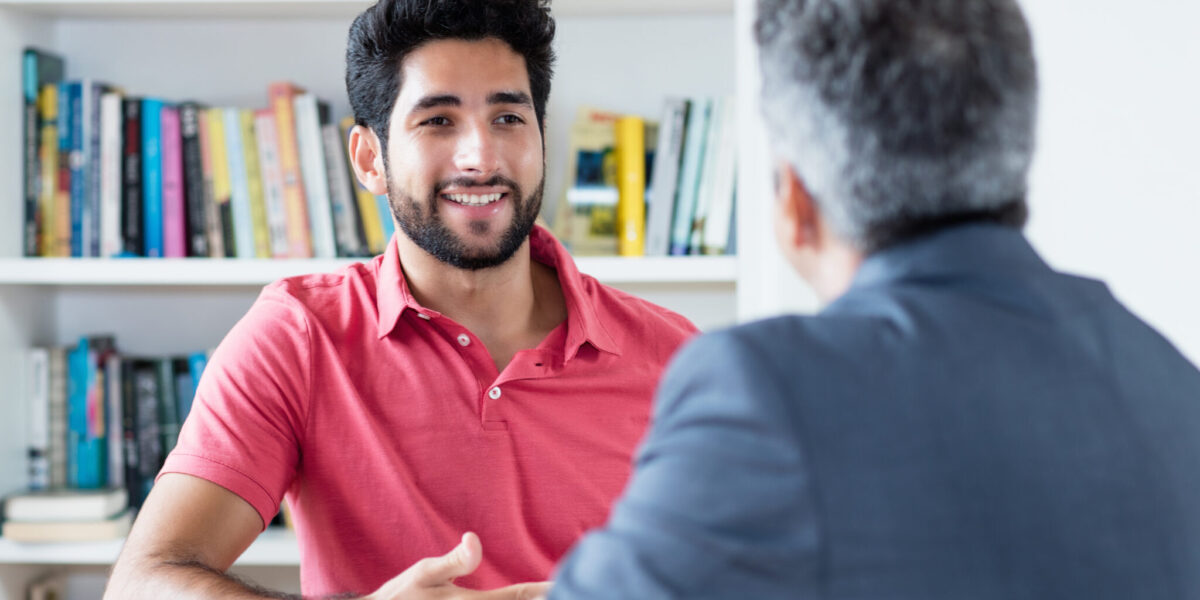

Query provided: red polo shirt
[161,225,696,596]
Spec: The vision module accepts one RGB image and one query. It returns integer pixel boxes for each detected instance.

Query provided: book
[67,335,116,489]
[2,509,133,542]
[48,347,69,488]
[22,48,64,257]
[615,116,647,257]
[255,109,291,258]
[293,93,337,259]
[56,81,74,256]
[670,97,712,255]
[239,109,272,258]
[83,81,112,257]
[26,348,50,490]
[4,487,127,522]
[99,90,124,258]
[322,119,366,257]
[645,97,689,256]
[157,359,181,454]
[129,358,163,507]
[37,83,63,256]
[196,103,224,258]
[268,82,313,258]
[554,106,621,256]
[223,107,256,259]
[120,97,144,257]
[161,105,188,258]
[701,97,738,255]
[688,96,726,254]
[205,107,236,257]
[179,102,211,258]
[141,98,166,258]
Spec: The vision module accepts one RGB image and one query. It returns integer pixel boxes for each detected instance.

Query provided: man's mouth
[442,192,507,207]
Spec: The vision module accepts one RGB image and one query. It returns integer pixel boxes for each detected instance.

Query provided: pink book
[160,106,187,258]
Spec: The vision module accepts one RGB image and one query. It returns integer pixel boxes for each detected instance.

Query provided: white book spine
[223,108,255,259]
[702,97,738,255]
[105,353,124,488]
[255,112,291,258]
[293,94,336,259]
[645,97,688,256]
[99,92,123,258]
[27,347,50,490]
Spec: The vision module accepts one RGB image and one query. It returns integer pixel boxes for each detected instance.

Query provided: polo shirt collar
[374,226,621,360]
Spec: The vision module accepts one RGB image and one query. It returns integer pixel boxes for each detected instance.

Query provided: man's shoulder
[261,259,380,310]
[581,275,698,340]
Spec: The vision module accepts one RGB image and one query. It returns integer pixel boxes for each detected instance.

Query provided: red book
[160,106,186,258]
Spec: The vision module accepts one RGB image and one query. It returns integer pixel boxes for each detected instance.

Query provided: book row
[23,338,207,515]
[552,97,737,257]
[21,48,396,260]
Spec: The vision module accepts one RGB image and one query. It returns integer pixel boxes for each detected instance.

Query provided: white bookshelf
[0,0,789,596]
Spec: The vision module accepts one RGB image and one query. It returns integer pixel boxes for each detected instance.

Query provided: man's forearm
[107,559,352,600]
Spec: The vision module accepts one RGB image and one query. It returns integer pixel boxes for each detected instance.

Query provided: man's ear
[348,124,388,196]
[774,161,820,252]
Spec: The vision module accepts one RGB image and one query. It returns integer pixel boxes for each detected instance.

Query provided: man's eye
[422,116,450,126]
[496,114,524,125]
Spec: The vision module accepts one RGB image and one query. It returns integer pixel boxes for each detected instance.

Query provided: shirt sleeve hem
[159,452,282,531]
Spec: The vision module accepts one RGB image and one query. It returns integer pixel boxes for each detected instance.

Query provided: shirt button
[457,333,470,347]
[488,387,502,400]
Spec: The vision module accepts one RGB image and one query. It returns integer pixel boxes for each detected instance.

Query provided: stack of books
[2,487,131,542]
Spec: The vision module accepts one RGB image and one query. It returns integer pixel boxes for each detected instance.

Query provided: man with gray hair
[547,0,1200,597]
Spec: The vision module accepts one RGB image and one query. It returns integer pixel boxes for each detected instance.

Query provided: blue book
[185,351,208,419]
[669,97,712,256]
[62,81,85,257]
[141,98,165,258]
[376,195,394,242]
[67,336,112,489]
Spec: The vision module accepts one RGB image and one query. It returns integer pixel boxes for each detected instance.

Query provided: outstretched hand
[364,532,551,600]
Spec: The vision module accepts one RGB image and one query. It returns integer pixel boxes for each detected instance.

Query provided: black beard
[387,174,543,271]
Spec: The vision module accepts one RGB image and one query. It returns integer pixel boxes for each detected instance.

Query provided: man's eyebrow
[410,94,461,113]
[488,90,534,108]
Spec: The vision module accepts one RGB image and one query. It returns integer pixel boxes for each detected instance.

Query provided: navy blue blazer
[551,224,1200,599]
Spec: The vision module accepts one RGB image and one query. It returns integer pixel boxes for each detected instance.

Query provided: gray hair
[755,0,1038,253]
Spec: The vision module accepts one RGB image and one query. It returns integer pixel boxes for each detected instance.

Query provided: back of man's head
[345,0,556,162]
[756,0,1038,254]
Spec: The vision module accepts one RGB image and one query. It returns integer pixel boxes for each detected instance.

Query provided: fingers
[477,581,553,600]
[410,531,484,585]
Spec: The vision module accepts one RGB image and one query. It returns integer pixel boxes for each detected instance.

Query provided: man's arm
[548,329,821,598]
[106,474,550,600]
[105,473,287,599]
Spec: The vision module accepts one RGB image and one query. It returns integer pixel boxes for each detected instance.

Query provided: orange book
[268,82,313,258]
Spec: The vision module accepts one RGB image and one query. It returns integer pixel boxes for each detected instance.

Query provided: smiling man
[104,1,695,599]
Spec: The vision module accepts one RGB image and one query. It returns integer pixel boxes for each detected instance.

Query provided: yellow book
[615,116,646,257]
[239,109,272,258]
[37,83,63,256]
[269,82,313,258]
[205,108,234,257]
[340,116,385,255]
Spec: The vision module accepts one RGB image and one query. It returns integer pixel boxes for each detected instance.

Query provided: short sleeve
[159,284,311,529]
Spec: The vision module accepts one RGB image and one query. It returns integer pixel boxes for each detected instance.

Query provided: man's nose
[453,122,499,175]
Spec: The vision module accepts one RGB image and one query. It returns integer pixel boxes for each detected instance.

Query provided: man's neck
[396,234,566,371]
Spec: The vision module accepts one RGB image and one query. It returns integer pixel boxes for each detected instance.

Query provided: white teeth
[446,193,502,206]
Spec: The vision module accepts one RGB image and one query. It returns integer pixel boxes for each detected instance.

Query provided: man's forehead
[397,37,531,100]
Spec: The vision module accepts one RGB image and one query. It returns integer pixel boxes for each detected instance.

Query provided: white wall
[1022,0,1200,363]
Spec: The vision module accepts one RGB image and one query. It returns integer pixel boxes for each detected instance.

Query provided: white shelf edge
[0,256,737,286]
[0,526,299,566]
[0,0,732,19]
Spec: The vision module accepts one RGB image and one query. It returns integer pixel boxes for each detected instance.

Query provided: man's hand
[364,532,551,600]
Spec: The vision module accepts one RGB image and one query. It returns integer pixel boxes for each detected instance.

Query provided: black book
[179,102,210,257]
[130,358,162,507]
[120,98,144,256]
[22,48,65,256]
[119,358,142,508]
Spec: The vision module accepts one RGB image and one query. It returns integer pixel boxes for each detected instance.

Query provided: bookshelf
[0,0,795,596]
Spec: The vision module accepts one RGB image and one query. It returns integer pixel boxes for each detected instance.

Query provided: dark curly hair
[345,0,556,162]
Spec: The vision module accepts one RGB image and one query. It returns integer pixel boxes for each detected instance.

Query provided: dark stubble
[387,173,544,270]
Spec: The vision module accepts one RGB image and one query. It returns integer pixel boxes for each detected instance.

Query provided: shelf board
[0,255,736,286]
[0,526,299,566]
[0,0,732,19]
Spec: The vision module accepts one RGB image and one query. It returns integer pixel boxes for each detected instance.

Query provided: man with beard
[105,1,695,599]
